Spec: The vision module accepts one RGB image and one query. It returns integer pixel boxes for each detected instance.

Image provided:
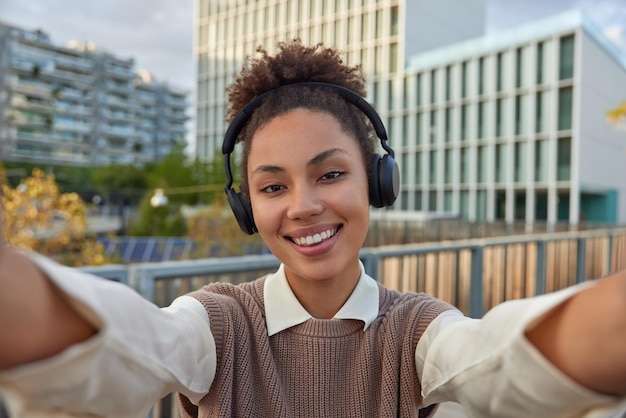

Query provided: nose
[286,184,324,220]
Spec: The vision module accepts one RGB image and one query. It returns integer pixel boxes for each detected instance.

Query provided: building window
[415,190,423,210]
[374,45,381,72]
[536,41,545,84]
[477,145,487,183]
[361,13,368,39]
[416,73,422,106]
[514,94,526,135]
[402,115,410,146]
[535,91,543,133]
[416,151,423,184]
[429,190,437,211]
[416,112,424,145]
[558,87,573,131]
[444,190,453,212]
[403,78,410,108]
[495,143,506,183]
[430,69,437,104]
[515,192,526,220]
[390,6,399,35]
[476,190,487,220]
[387,80,394,110]
[461,61,468,98]
[444,107,452,142]
[496,52,504,92]
[402,152,411,183]
[478,57,485,95]
[376,9,383,38]
[535,139,548,182]
[460,190,469,219]
[429,111,436,143]
[460,147,469,184]
[495,98,504,137]
[445,65,452,101]
[445,149,453,183]
[477,101,486,139]
[514,141,527,183]
[389,42,398,73]
[429,151,437,184]
[461,104,469,141]
[495,190,506,220]
[515,47,523,88]
[557,137,571,181]
[559,34,575,80]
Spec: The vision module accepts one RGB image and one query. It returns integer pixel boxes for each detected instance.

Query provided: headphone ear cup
[369,154,383,208]
[369,154,399,208]
[379,154,400,207]
[226,188,257,235]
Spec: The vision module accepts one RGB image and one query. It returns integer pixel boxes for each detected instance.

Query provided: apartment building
[0,22,188,166]
[195,1,626,226]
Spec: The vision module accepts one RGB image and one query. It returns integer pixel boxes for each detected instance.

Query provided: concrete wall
[577,30,626,224]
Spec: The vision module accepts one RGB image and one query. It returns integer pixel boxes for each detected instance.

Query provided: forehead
[248,109,363,164]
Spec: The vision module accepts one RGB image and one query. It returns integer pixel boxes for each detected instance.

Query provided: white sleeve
[415,282,626,418]
[0,253,216,418]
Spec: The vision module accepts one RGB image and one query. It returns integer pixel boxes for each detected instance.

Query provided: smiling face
[247,108,370,287]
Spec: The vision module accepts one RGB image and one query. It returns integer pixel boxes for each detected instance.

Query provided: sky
[0,0,625,109]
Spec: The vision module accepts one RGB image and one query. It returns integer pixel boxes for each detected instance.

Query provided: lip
[284,224,343,256]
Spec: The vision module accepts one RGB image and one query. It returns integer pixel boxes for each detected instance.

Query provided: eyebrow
[251,148,348,175]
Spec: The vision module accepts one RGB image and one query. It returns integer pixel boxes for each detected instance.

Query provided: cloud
[604,24,626,49]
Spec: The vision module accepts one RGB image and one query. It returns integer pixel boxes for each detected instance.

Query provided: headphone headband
[222,82,392,155]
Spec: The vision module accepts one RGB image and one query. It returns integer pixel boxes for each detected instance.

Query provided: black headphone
[223,82,400,235]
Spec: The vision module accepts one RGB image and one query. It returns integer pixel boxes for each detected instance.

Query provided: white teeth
[293,228,336,246]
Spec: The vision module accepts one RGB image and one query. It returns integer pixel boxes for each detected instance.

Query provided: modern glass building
[0,23,189,166]
[195,1,626,226]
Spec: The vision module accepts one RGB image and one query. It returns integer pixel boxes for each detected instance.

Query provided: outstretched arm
[0,242,216,416]
[526,269,626,395]
[418,269,626,417]
[0,242,96,369]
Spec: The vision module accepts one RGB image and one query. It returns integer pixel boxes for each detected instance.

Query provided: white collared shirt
[1,254,625,417]
[264,262,379,336]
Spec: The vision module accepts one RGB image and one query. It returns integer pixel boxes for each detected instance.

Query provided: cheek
[250,199,278,234]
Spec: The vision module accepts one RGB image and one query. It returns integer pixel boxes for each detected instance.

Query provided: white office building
[0,23,189,166]
[195,1,626,226]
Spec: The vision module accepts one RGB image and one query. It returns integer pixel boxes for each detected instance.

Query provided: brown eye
[321,171,343,181]
[262,184,284,193]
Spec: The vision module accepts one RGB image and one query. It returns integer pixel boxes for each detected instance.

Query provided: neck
[285,266,361,319]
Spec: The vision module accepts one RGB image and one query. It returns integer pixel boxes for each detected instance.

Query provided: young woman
[1,40,625,418]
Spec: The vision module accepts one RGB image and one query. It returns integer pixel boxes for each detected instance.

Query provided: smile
[292,228,338,247]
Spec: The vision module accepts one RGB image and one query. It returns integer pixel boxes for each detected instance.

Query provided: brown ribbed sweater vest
[178,277,455,417]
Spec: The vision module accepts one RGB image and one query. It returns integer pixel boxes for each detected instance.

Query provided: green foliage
[127,194,187,237]
[186,195,266,257]
[90,163,150,207]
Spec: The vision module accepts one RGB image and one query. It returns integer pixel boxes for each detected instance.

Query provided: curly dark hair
[226,39,377,199]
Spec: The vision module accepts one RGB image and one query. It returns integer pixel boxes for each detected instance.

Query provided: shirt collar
[264,262,379,336]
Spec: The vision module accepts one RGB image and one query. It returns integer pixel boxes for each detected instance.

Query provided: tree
[0,168,110,266]
[91,163,150,206]
[185,194,266,257]
[607,100,626,129]
[127,194,187,237]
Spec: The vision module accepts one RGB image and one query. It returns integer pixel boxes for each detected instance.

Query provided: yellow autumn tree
[607,100,626,128]
[1,168,110,266]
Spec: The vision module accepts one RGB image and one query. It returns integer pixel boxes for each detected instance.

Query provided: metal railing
[80,226,626,316]
[77,226,626,418]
